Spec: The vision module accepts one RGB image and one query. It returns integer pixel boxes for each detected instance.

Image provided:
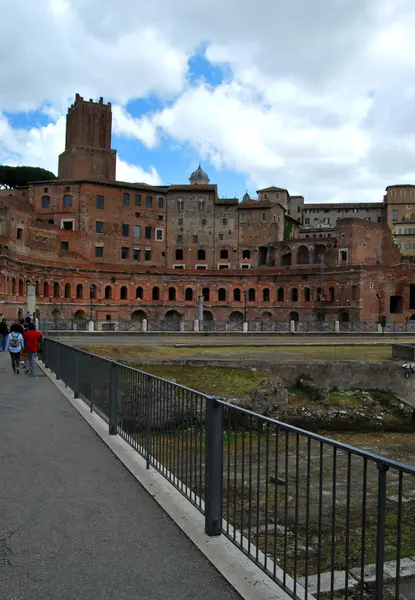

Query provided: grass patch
[328,392,363,407]
[78,343,392,363]
[132,364,277,397]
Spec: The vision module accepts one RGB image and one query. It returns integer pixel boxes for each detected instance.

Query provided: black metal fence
[42,338,415,600]
[40,318,415,334]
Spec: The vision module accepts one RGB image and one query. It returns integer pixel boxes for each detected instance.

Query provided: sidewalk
[0,352,242,600]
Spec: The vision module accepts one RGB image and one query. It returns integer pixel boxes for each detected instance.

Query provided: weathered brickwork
[1,94,415,325]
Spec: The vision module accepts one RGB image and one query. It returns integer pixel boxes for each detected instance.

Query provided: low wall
[392,343,415,361]
[137,358,415,409]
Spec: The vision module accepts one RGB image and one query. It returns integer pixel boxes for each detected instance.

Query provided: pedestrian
[23,322,44,376]
[0,319,8,351]
[6,323,24,374]
[18,320,26,366]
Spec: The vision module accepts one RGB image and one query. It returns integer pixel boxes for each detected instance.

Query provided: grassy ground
[79,343,393,362]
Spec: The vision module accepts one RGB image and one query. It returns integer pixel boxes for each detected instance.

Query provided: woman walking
[6,323,24,374]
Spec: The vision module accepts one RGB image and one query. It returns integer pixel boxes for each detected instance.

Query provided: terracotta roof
[256,186,288,193]
[386,184,415,189]
[215,198,238,205]
[303,202,383,209]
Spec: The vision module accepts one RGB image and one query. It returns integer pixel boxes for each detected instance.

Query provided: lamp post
[376,292,381,324]
[89,284,95,322]
[243,289,248,322]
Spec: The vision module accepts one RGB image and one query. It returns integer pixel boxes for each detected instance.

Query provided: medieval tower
[58,93,117,181]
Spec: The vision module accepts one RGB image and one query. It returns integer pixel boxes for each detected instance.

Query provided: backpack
[10,334,19,349]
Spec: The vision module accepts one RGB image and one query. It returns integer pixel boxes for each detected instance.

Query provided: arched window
[135,286,143,300]
[18,279,24,296]
[328,286,335,302]
[233,288,241,301]
[198,198,205,211]
[304,287,311,302]
[277,287,284,302]
[263,288,270,302]
[168,287,176,301]
[203,287,210,301]
[220,249,228,259]
[248,288,255,302]
[76,284,83,299]
[64,283,71,298]
[197,249,206,261]
[90,284,97,299]
[35,281,40,297]
[218,288,226,301]
[176,249,184,260]
[242,249,251,259]
[121,286,128,300]
[291,288,298,302]
[152,286,160,301]
[105,285,112,300]
[54,282,60,298]
[43,282,49,297]
[185,288,193,301]
[317,287,323,301]
[177,198,184,211]
[11,278,16,295]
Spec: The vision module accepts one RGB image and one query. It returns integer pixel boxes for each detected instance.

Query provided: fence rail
[42,338,415,600]
[39,318,415,334]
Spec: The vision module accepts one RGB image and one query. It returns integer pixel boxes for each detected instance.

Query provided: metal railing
[42,338,415,600]
[40,318,415,334]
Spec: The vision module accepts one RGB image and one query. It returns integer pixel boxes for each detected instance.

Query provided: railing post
[146,376,153,470]
[74,349,80,398]
[375,463,389,600]
[109,361,118,435]
[205,398,223,536]
[55,345,60,380]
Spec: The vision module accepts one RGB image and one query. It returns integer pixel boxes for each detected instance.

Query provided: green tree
[0,165,57,189]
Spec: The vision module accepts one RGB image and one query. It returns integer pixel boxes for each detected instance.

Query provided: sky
[1,0,415,203]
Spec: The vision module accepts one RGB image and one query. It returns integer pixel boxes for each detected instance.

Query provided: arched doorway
[229,311,244,331]
[297,245,309,265]
[51,309,61,327]
[261,311,273,331]
[131,310,147,322]
[281,252,292,266]
[314,244,326,264]
[202,310,214,331]
[74,309,87,330]
[164,310,181,331]
[289,311,299,323]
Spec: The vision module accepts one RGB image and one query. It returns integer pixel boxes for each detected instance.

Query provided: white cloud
[2,0,415,202]
[116,158,162,186]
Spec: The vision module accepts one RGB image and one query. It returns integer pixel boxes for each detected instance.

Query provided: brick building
[1,94,415,327]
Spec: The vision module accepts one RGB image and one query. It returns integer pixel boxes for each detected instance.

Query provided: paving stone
[351,558,415,583]
[298,571,358,594]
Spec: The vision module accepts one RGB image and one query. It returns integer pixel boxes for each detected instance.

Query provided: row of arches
[8,279,336,304]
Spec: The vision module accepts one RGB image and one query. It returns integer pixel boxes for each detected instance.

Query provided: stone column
[27,283,36,319]
[243,321,248,333]
[335,320,340,333]
[142,319,148,333]
[194,319,199,332]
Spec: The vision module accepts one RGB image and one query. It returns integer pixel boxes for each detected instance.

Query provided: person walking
[0,319,8,351]
[23,322,44,376]
[6,323,24,374]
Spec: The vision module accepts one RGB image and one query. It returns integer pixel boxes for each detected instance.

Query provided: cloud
[2,0,415,203]
[116,158,162,186]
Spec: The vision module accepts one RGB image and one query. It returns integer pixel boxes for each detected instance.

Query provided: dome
[189,164,210,185]
[242,191,251,203]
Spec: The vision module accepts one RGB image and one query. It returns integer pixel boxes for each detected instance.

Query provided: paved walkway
[0,352,241,600]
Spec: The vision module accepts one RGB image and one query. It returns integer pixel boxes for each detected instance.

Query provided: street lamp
[89,284,95,321]
[376,292,381,324]
[243,289,248,322]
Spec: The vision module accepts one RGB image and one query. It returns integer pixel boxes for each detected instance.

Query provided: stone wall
[392,344,415,361]
[140,358,415,408]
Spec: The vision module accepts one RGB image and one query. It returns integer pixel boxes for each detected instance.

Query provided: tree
[0,165,57,189]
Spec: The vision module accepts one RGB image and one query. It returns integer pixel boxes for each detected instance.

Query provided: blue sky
[1,0,415,204]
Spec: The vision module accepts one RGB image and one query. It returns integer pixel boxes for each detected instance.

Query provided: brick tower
[58,93,117,181]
